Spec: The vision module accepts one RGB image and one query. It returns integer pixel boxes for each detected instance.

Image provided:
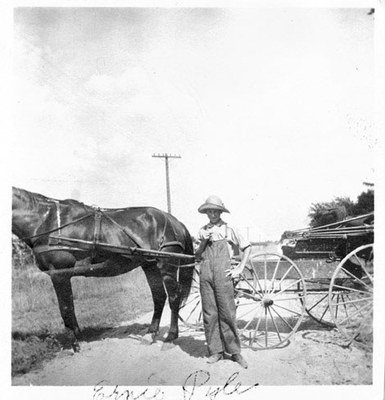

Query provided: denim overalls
[199,232,241,356]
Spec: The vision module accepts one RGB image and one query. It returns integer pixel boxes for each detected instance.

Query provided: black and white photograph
[2,0,385,398]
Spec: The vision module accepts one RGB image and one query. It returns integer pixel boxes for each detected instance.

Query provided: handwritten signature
[183,370,259,400]
[93,370,258,400]
[93,381,165,400]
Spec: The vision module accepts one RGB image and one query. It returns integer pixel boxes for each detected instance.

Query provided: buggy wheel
[179,266,203,330]
[235,253,306,350]
[328,244,373,342]
[300,280,335,327]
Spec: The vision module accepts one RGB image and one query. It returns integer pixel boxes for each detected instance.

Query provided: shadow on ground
[80,323,150,342]
[12,315,341,377]
[12,322,151,376]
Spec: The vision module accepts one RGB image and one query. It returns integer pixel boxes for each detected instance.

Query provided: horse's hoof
[141,333,156,345]
[74,328,82,340]
[72,342,80,352]
[161,341,176,351]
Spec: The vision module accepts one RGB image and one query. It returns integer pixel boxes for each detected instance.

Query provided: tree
[308,197,354,227]
[308,189,374,227]
[352,190,374,215]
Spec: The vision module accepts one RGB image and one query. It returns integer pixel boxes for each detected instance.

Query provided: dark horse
[12,187,195,351]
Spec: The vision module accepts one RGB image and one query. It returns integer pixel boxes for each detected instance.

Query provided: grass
[12,249,153,376]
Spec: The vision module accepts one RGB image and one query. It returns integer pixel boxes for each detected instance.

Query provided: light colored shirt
[198,220,250,259]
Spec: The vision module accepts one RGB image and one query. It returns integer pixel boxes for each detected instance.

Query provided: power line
[152,153,181,213]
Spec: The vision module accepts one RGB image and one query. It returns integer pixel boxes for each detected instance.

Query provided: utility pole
[245,226,251,241]
[152,153,181,213]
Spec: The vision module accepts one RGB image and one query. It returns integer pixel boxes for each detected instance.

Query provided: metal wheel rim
[328,244,373,342]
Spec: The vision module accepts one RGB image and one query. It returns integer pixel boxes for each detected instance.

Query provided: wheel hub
[262,297,274,308]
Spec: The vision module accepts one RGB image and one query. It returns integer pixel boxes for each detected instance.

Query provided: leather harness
[24,204,185,258]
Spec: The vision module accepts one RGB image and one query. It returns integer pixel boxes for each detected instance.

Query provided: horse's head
[12,187,51,243]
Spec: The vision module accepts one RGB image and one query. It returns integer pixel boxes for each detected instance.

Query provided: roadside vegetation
[308,187,374,227]
[12,240,153,376]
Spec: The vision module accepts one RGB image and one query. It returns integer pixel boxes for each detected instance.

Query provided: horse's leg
[142,263,167,343]
[51,274,81,352]
[158,259,181,345]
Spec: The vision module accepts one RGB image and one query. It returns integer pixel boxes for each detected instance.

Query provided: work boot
[206,352,223,364]
[232,354,248,369]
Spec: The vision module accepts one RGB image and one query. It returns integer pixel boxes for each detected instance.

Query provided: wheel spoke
[272,302,303,317]
[236,300,257,307]
[336,301,372,326]
[268,258,282,294]
[352,254,374,284]
[237,303,261,322]
[268,306,282,342]
[234,288,260,301]
[250,268,264,296]
[344,292,367,317]
[276,264,295,283]
[332,283,371,295]
[240,271,262,296]
[182,293,200,307]
[274,296,304,302]
[330,296,372,307]
[333,293,342,320]
[263,255,268,292]
[340,266,373,292]
[318,304,330,322]
[253,307,264,333]
[270,305,294,331]
[242,304,263,331]
[187,299,201,317]
[307,293,328,312]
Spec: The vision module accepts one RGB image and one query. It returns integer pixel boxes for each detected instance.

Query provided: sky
[11,6,376,241]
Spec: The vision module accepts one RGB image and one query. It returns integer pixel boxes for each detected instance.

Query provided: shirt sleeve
[198,226,207,241]
[228,227,250,251]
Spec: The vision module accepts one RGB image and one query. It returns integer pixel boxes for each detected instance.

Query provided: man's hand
[201,229,212,241]
[226,263,245,278]
[194,236,211,261]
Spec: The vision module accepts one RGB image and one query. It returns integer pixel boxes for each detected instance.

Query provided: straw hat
[198,195,230,214]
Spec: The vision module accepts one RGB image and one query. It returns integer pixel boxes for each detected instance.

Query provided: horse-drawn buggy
[179,212,374,350]
[12,187,374,352]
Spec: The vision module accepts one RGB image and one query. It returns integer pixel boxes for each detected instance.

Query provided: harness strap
[159,241,185,251]
[99,211,143,248]
[158,214,168,250]
[34,244,87,254]
[93,208,102,244]
[159,214,185,252]
[54,200,61,237]
[92,208,103,259]
[21,211,95,241]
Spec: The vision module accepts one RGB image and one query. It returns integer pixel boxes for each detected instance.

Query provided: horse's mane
[13,187,89,211]
[13,187,51,208]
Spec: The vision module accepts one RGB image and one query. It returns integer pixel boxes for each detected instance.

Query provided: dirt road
[12,306,373,387]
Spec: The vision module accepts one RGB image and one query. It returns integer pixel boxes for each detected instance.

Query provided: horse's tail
[178,225,195,305]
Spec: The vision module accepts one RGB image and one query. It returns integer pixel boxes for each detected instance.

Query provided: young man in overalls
[195,195,251,369]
